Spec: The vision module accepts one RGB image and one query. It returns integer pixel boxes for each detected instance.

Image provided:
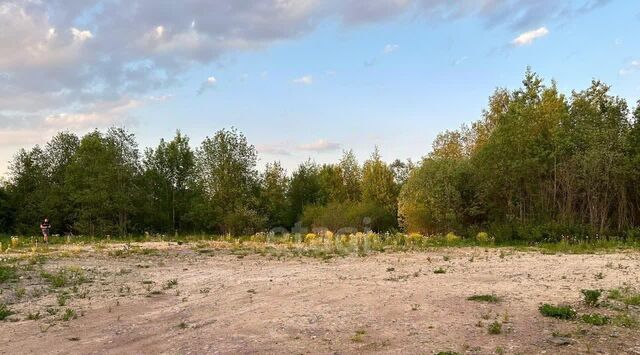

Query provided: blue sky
[0,0,639,176]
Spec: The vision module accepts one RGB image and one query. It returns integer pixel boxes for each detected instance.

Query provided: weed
[467,294,500,303]
[26,311,41,320]
[488,321,502,335]
[15,286,26,299]
[351,329,366,343]
[539,304,576,319]
[46,307,58,315]
[0,304,13,320]
[434,267,446,274]
[581,289,602,307]
[581,313,610,326]
[164,279,178,289]
[594,272,604,280]
[0,265,17,284]
[61,308,77,321]
[200,288,210,294]
[57,293,68,306]
[436,352,459,355]
[443,255,450,262]
[612,313,638,328]
[411,304,420,311]
[177,321,188,329]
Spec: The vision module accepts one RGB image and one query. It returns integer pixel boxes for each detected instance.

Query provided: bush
[475,232,491,243]
[539,304,576,319]
[445,232,460,243]
[581,289,602,307]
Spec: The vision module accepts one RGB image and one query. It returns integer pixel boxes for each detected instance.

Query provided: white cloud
[197,76,217,94]
[293,75,313,85]
[256,144,292,156]
[619,59,640,76]
[71,27,93,42]
[383,44,399,54]
[298,139,340,152]
[512,27,549,46]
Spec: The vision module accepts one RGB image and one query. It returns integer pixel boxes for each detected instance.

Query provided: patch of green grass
[436,352,460,355]
[0,265,17,283]
[488,321,502,334]
[581,313,610,326]
[539,304,576,320]
[581,289,602,307]
[612,313,638,328]
[57,293,68,306]
[61,308,77,321]
[41,266,87,288]
[0,304,13,320]
[433,267,446,274]
[467,294,500,303]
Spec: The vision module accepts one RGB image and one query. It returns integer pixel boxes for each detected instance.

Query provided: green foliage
[2,70,640,239]
[0,265,17,283]
[467,294,500,303]
[487,321,502,334]
[581,313,609,326]
[0,304,13,320]
[538,304,576,319]
[581,289,602,307]
[61,308,77,321]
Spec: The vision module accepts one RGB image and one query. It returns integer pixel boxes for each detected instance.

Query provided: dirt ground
[1,243,640,355]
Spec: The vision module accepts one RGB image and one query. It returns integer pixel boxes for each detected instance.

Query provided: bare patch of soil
[1,245,639,354]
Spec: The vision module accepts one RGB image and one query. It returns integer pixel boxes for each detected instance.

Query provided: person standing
[40,218,51,244]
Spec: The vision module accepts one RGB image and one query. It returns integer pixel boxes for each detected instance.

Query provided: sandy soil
[1,244,640,354]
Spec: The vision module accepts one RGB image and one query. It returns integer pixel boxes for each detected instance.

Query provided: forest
[1,70,639,242]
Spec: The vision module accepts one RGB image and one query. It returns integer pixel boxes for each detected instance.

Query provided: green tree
[259,162,289,228]
[194,128,262,234]
[143,131,195,233]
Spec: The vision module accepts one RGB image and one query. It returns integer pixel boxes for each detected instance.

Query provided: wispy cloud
[256,144,292,156]
[512,27,549,46]
[619,60,640,76]
[197,76,217,95]
[298,139,340,152]
[383,44,399,54]
[292,75,313,85]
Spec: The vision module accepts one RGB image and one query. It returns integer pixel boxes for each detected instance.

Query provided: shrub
[539,304,576,319]
[445,232,460,243]
[475,232,491,243]
[581,313,609,326]
[61,308,77,321]
[581,289,602,307]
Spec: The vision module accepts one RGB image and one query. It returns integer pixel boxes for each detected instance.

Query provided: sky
[0,0,639,177]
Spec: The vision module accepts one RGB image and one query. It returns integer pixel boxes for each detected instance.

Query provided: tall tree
[259,162,289,228]
[195,128,262,234]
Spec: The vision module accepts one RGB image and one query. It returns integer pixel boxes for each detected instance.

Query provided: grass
[612,313,638,328]
[581,289,602,307]
[0,304,13,320]
[0,265,17,283]
[467,294,500,303]
[539,304,576,320]
[61,308,77,321]
[351,329,366,343]
[581,313,610,326]
[433,267,446,274]
[608,287,640,306]
[487,321,502,335]
[41,266,87,288]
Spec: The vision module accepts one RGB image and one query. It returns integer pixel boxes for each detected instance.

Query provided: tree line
[1,70,639,241]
